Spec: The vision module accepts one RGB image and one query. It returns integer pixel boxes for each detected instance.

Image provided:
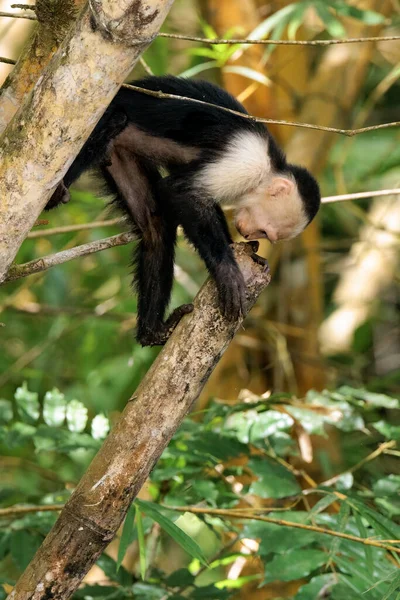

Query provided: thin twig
[122,83,400,136]
[27,217,122,238]
[10,3,36,9]
[167,506,400,554]
[0,56,16,65]
[0,55,398,135]
[318,441,397,488]
[322,188,400,203]
[0,504,63,518]
[2,232,136,284]
[158,32,400,46]
[0,10,37,19]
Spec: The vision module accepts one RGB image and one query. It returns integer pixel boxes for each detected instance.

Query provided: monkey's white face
[234,176,308,243]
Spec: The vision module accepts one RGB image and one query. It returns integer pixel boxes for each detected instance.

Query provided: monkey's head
[234,165,320,243]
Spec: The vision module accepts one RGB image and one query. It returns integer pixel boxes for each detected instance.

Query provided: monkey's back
[112,76,267,151]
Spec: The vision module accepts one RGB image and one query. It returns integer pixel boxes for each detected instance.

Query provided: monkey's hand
[138,304,194,347]
[45,181,70,210]
[214,262,247,320]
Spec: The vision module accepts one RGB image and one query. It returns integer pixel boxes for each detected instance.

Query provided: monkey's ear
[269,177,294,198]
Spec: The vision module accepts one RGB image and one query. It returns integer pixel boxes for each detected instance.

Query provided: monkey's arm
[162,172,247,320]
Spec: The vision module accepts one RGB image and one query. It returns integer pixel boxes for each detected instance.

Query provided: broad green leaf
[136,500,207,566]
[224,410,293,443]
[244,512,321,554]
[117,504,136,571]
[192,584,232,599]
[43,388,66,427]
[264,549,327,583]
[4,422,36,448]
[248,457,301,498]
[136,505,146,580]
[10,530,42,570]
[332,2,385,25]
[66,399,88,433]
[165,568,195,587]
[295,574,336,599]
[315,2,346,37]
[131,582,169,599]
[338,386,399,409]
[373,421,400,440]
[96,555,132,586]
[287,3,309,39]
[14,382,39,424]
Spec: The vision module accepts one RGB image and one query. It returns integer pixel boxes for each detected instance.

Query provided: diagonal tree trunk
[6,243,270,600]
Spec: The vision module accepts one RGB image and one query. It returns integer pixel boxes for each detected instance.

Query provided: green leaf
[332,2,385,25]
[136,505,146,580]
[91,414,110,439]
[225,410,293,444]
[96,555,132,586]
[14,382,39,424]
[117,504,136,571]
[165,568,195,587]
[43,388,66,427]
[295,574,336,599]
[327,501,350,563]
[10,530,42,570]
[244,512,321,555]
[136,500,207,566]
[248,457,301,498]
[249,3,303,40]
[373,421,400,440]
[131,582,168,599]
[353,510,373,576]
[66,399,88,433]
[0,399,13,423]
[338,386,399,409]
[380,570,400,600]
[307,494,337,519]
[223,66,271,86]
[315,2,346,37]
[264,549,327,583]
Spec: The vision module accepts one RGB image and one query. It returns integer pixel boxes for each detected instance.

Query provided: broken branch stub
[7,243,270,600]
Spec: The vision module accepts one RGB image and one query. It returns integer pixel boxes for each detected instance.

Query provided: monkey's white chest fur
[196,131,272,204]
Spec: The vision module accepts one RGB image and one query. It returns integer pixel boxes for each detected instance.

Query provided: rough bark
[0,0,86,134]
[7,242,271,600]
[0,0,175,283]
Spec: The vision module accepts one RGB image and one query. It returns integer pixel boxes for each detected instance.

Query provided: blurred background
[0,1,399,599]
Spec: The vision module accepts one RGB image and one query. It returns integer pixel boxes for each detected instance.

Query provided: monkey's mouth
[242,230,270,242]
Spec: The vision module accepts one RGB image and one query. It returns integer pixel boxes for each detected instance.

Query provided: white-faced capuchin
[46,76,321,347]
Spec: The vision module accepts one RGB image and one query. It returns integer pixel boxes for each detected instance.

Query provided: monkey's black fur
[47,76,320,346]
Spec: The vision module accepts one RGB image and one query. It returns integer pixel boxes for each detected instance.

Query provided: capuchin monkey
[47,76,321,346]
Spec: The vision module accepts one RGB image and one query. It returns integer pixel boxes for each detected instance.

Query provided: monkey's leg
[163,174,247,320]
[45,108,128,210]
[104,149,192,346]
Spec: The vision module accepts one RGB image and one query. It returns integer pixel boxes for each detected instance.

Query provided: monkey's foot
[137,304,194,347]
[45,182,70,210]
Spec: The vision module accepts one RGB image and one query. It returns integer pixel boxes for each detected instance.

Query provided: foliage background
[0,0,399,598]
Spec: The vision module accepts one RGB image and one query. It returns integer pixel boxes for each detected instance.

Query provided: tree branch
[3,232,136,284]
[7,242,270,600]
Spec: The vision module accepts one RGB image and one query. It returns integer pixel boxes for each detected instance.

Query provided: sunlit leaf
[14,382,39,424]
[248,457,301,498]
[66,400,88,433]
[136,500,207,565]
[43,388,66,427]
